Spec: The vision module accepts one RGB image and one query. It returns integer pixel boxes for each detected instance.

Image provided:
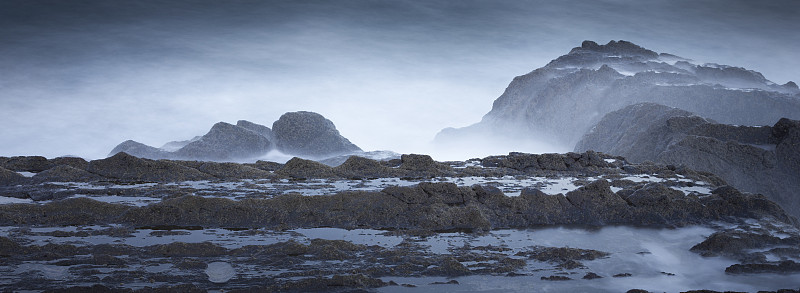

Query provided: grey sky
[1,0,798,160]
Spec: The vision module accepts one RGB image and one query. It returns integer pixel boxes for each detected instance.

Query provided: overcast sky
[1,0,798,160]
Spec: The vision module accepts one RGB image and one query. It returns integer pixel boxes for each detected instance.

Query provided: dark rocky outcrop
[0,166,28,186]
[31,165,102,183]
[275,157,336,179]
[396,154,455,178]
[333,156,395,179]
[0,156,52,172]
[436,40,800,152]
[86,152,215,182]
[193,162,275,180]
[272,111,362,158]
[48,157,89,170]
[576,103,800,219]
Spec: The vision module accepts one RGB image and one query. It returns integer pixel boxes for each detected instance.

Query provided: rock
[174,122,272,161]
[436,40,800,152]
[159,136,202,152]
[236,120,274,141]
[398,154,454,177]
[272,111,361,158]
[0,156,52,172]
[333,156,395,179]
[577,102,800,219]
[0,166,28,186]
[725,260,800,274]
[48,157,89,170]
[430,280,459,285]
[424,257,471,276]
[575,103,706,163]
[537,153,568,171]
[516,246,610,263]
[318,150,401,167]
[245,160,284,172]
[205,261,236,283]
[564,180,631,224]
[613,273,632,277]
[194,162,274,180]
[108,140,172,160]
[583,272,603,279]
[772,118,800,142]
[623,183,700,225]
[31,165,103,183]
[540,275,571,281]
[86,152,215,182]
[275,157,336,179]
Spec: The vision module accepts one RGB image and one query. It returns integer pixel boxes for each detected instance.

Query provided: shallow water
[3,224,799,291]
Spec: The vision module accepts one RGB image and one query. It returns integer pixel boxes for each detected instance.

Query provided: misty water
[4,225,798,291]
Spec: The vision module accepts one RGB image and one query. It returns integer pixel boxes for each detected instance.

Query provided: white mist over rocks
[1,1,798,161]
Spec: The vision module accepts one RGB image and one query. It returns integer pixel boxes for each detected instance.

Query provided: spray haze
[1,0,798,161]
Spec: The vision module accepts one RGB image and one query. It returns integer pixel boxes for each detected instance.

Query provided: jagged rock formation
[575,103,800,219]
[109,112,362,162]
[272,111,362,158]
[173,122,272,161]
[436,40,800,151]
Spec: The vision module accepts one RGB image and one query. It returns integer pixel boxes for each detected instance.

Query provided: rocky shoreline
[1,152,799,291]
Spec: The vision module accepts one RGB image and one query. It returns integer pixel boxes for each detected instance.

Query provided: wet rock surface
[1,152,799,291]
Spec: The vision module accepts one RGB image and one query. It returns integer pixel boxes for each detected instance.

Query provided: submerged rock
[205,262,236,283]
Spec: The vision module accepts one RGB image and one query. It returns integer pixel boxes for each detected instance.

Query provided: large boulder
[86,152,214,182]
[174,122,273,161]
[272,111,361,158]
[576,103,800,219]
